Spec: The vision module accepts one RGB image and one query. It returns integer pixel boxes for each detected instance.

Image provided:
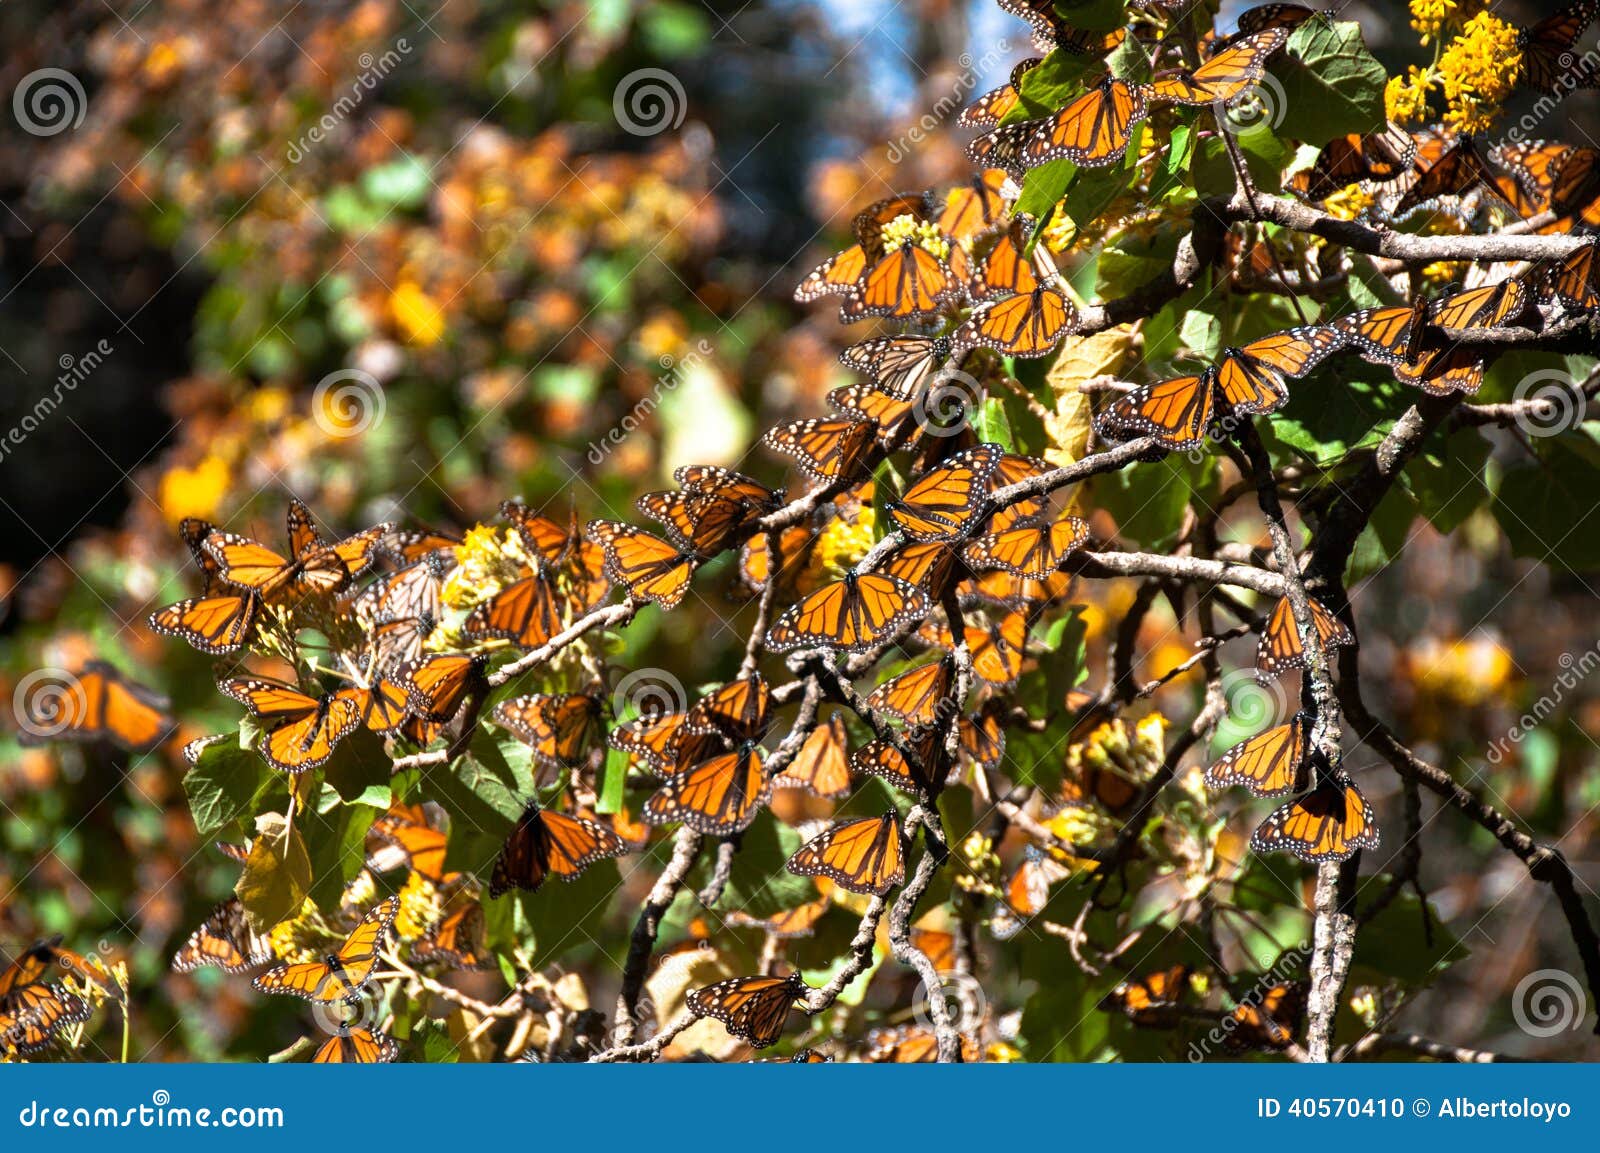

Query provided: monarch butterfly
[0,981,92,1054]
[992,846,1072,939]
[849,191,942,253]
[346,659,413,734]
[851,725,954,800]
[963,565,1072,611]
[675,464,783,509]
[839,244,961,322]
[365,802,453,884]
[762,417,878,484]
[489,803,628,897]
[384,523,463,566]
[889,444,1003,542]
[1101,964,1190,1022]
[204,499,391,602]
[216,676,363,774]
[1224,983,1307,1052]
[394,652,486,723]
[1429,278,1532,333]
[864,1023,982,1063]
[983,451,1053,533]
[1020,75,1148,169]
[726,896,831,939]
[1061,755,1143,817]
[964,120,1035,179]
[356,547,453,630]
[1487,140,1595,221]
[908,925,960,974]
[1389,134,1507,221]
[586,521,696,609]
[765,571,929,653]
[1331,299,1429,367]
[463,569,564,649]
[496,500,578,567]
[1234,4,1327,37]
[953,280,1079,357]
[839,335,950,402]
[1094,371,1219,453]
[312,1022,399,1064]
[963,514,1089,579]
[959,59,1040,129]
[412,902,489,971]
[773,712,853,798]
[643,741,770,835]
[1394,344,1493,397]
[0,937,108,999]
[937,168,1014,241]
[997,0,1127,56]
[151,520,262,654]
[1251,775,1379,862]
[1290,122,1416,201]
[609,709,692,773]
[1542,239,1600,310]
[637,489,766,557]
[882,540,965,599]
[1215,325,1347,411]
[1205,713,1311,798]
[958,704,1007,771]
[1514,0,1600,93]
[866,654,955,727]
[16,661,174,753]
[1149,27,1291,106]
[968,609,1029,686]
[493,693,605,769]
[684,674,771,744]
[786,811,905,895]
[253,897,397,1002]
[737,522,819,598]
[687,972,807,1049]
[171,899,275,974]
[1256,594,1355,680]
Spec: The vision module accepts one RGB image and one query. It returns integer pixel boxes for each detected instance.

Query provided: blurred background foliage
[0,0,1597,1061]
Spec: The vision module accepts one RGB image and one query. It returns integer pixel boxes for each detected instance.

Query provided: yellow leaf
[236,813,312,933]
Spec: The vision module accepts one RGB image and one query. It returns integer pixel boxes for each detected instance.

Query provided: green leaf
[1009,52,1097,122]
[301,793,378,909]
[1492,432,1600,572]
[1346,486,1417,582]
[1269,18,1386,145]
[1405,427,1492,534]
[518,859,622,961]
[975,396,1015,451]
[1096,454,1193,550]
[183,739,275,841]
[1014,159,1077,222]
[361,154,431,211]
[1055,0,1126,32]
[597,745,628,815]
[235,814,312,931]
[1061,163,1134,231]
[1265,373,1411,467]
[688,818,812,918]
[1350,887,1460,987]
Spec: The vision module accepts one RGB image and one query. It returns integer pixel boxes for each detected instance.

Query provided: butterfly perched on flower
[149,518,261,655]
[786,811,904,895]
[1250,775,1378,863]
[253,897,397,1002]
[217,676,364,774]
[765,571,929,653]
[489,803,628,897]
[311,1022,399,1063]
[1256,594,1355,680]
[395,653,487,723]
[586,520,698,609]
[687,972,808,1049]
[17,660,174,753]
[203,498,391,603]
[1205,714,1312,799]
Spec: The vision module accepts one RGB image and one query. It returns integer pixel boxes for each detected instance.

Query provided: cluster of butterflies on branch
[15,0,1600,1061]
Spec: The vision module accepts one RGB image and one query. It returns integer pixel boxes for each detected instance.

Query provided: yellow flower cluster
[1323,182,1378,222]
[1384,66,1434,126]
[1408,635,1514,707]
[442,524,528,611]
[881,214,951,261]
[1438,12,1521,134]
[266,898,325,964]
[811,503,875,578]
[394,870,442,941]
[1408,0,1458,44]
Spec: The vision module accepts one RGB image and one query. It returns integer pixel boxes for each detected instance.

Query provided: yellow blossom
[1384,67,1434,125]
[1323,182,1377,222]
[1438,13,1520,135]
[158,454,231,525]
[1409,0,1457,44]
[880,214,951,261]
[442,524,528,610]
[1409,634,1513,707]
[390,280,447,346]
[394,870,442,941]
[812,505,875,578]
[266,898,324,964]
